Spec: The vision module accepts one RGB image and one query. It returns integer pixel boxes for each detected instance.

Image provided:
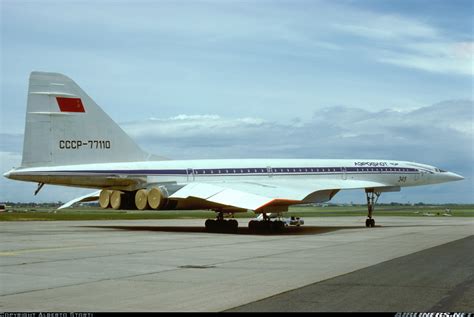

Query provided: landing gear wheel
[229,219,238,233]
[273,221,285,232]
[365,218,375,227]
[249,220,268,233]
[205,219,214,230]
[248,219,286,234]
[205,215,238,233]
[248,220,257,233]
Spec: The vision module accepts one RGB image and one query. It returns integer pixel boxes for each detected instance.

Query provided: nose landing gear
[365,190,381,228]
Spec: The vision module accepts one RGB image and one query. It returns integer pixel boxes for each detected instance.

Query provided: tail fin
[21,72,149,167]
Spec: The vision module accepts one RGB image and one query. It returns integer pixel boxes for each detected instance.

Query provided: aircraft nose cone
[448,172,464,181]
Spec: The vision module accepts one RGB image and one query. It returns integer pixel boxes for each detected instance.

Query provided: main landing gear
[365,190,381,228]
[204,212,289,234]
[248,213,286,233]
[205,212,238,233]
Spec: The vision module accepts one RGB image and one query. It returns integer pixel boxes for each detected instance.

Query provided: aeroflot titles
[354,161,391,167]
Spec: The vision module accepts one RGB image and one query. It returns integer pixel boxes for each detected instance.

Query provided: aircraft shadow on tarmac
[82,225,364,235]
[81,222,459,235]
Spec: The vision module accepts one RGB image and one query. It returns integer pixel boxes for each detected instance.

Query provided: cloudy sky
[1,0,473,204]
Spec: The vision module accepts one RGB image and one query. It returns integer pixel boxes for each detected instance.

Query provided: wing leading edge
[169,179,400,212]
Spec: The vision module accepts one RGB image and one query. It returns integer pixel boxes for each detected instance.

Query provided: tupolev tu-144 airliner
[3,72,464,232]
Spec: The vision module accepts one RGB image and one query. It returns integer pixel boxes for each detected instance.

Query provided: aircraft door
[187,168,195,182]
[342,167,347,180]
[267,166,273,178]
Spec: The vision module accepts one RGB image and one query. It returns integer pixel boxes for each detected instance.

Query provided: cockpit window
[439,169,447,173]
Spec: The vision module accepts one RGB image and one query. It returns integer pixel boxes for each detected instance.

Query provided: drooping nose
[447,172,464,182]
[3,169,13,179]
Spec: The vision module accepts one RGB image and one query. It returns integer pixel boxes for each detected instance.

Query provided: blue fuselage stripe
[41,166,420,176]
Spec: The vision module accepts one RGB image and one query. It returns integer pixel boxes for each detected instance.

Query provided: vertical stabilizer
[21,72,149,167]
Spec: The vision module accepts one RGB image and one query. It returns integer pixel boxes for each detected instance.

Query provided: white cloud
[333,14,438,40]
[123,114,269,141]
[2,0,471,133]
[1,100,472,203]
[454,41,474,59]
[121,100,473,166]
[330,8,472,77]
[378,41,473,76]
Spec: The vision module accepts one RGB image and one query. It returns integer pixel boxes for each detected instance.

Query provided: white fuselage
[5,72,465,218]
[4,158,463,191]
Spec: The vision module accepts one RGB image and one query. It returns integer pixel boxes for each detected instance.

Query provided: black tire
[365,219,371,227]
[205,219,215,231]
[274,221,285,232]
[265,221,273,233]
[230,219,238,233]
[248,220,256,233]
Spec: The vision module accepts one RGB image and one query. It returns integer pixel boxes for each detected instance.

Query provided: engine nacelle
[110,190,135,210]
[134,189,148,210]
[99,187,175,210]
[99,189,112,209]
[147,187,169,210]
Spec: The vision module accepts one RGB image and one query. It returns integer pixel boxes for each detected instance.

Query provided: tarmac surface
[0,216,473,312]
[228,235,474,312]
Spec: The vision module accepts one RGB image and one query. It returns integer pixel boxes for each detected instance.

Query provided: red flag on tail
[56,97,85,112]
